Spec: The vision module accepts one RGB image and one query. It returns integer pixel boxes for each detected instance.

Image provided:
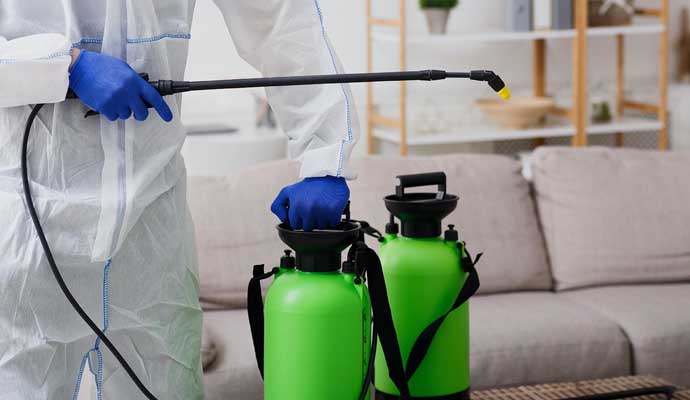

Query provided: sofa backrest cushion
[532,147,690,291]
[188,160,300,310]
[188,154,553,310]
[348,155,552,296]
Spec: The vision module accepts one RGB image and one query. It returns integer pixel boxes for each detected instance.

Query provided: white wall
[182,0,688,149]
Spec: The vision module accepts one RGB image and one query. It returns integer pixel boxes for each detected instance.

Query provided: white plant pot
[423,8,451,35]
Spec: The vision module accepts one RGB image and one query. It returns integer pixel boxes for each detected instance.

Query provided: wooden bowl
[476,96,556,129]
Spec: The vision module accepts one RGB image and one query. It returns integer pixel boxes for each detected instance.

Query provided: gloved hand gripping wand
[25,68,509,400]
[76,69,511,117]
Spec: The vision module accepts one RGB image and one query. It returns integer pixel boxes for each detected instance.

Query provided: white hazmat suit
[0,1,359,399]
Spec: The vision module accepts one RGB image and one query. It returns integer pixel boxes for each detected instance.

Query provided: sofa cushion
[201,324,218,371]
[563,284,690,387]
[349,155,552,295]
[188,154,552,309]
[201,293,633,397]
[470,292,631,389]
[532,147,690,290]
[203,310,263,400]
[188,160,300,309]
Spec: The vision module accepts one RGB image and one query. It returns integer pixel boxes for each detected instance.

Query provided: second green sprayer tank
[374,172,481,400]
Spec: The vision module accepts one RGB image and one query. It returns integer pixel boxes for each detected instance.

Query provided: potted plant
[419,0,459,35]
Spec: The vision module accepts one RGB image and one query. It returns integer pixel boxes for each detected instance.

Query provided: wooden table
[473,376,688,400]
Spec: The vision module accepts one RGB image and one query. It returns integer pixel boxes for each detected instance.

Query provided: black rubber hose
[21,104,160,400]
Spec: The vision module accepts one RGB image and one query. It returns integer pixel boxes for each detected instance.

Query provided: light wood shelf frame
[366,0,670,155]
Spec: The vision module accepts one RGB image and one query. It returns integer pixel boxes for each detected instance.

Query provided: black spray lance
[71,69,511,117]
[141,69,511,95]
[23,69,509,400]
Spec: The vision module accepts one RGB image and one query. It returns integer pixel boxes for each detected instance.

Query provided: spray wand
[25,68,509,400]
[147,69,510,96]
[76,69,511,117]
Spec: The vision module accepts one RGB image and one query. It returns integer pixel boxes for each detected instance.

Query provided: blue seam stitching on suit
[72,32,191,48]
[94,258,112,349]
[313,0,353,178]
[72,37,104,47]
[126,33,191,43]
[90,258,111,400]
[72,354,90,400]
[71,259,111,400]
[0,51,71,64]
[0,33,190,63]
[93,349,104,400]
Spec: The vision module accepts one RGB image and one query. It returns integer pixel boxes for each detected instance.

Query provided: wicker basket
[589,0,635,26]
[472,376,688,400]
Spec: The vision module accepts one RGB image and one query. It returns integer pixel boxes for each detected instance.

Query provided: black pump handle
[396,172,447,200]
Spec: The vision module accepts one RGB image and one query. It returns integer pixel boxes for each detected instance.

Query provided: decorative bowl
[475,96,556,129]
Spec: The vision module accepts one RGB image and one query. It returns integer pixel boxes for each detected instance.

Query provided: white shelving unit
[365,1,670,155]
[372,22,665,44]
[373,116,663,145]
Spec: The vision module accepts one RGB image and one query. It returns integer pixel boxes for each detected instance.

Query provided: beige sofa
[187,147,690,400]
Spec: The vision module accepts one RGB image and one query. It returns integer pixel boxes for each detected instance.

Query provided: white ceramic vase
[423,8,451,35]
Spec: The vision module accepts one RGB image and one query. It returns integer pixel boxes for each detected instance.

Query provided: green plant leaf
[419,0,459,9]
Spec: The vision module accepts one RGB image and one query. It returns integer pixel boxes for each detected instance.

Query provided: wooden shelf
[373,29,574,43]
[366,0,669,154]
[587,24,665,37]
[372,117,663,146]
[371,23,665,44]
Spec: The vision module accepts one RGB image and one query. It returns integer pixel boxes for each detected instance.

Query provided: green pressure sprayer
[375,172,481,400]
[247,206,389,400]
[244,173,482,400]
[21,70,507,400]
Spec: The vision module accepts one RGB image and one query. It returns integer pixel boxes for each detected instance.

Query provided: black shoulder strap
[247,265,279,379]
[357,245,411,399]
[404,244,481,381]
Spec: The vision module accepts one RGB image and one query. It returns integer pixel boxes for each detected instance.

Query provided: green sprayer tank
[374,172,481,400]
[247,210,384,400]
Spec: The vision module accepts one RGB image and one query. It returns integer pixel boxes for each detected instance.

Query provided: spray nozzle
[469,70,511,100]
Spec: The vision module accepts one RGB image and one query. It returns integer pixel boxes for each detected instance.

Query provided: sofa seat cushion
[203,310,263,400]
[470,292,631,389]
[563,284,690,387]
[201,293,634,397]
[532,147,690,290]
[201,324,218,370]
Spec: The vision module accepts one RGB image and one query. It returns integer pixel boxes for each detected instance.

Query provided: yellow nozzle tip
[498,87,511,100]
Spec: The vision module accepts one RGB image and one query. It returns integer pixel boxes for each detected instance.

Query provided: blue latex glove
[69,50,173,122]
[271,176,350,232]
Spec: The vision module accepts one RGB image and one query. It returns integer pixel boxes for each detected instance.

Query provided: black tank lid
[277,204,360,272]
[384,172,458,238]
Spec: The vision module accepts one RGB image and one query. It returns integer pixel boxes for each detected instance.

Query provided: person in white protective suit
[0,1,359,399]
